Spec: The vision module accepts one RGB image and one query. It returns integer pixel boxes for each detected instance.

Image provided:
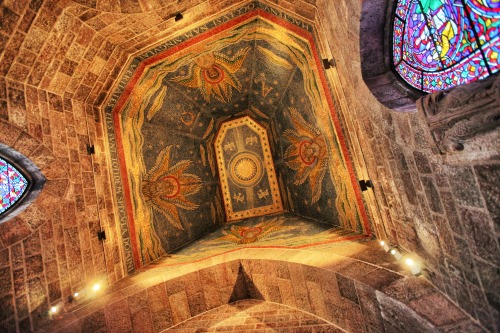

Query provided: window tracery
[0,156,30,215]
[393,0,499,92]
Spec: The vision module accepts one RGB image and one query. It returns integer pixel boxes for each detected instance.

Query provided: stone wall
[164,299,341,332]
[38,244,480,332]
[317,0,500,331]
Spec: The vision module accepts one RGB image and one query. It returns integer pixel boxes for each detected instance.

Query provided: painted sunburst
[171,47,251,103]
[204,218,300,245]
[142,145,202,230]
[284,108,329,204]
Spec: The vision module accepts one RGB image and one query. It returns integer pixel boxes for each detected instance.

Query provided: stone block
[460,208,499,264]
[377,291,437,333]
[16,294,29,319]
[26,254,43,279]
[187,291,207,317]
[356,283,385,332]
[336,273,358,305]
[475,259,500,312]
[440,191,463,235]
[81,309,107,333]
[447,166,483,208]
[0,218,32,247]
[474,164,500,229]
[105,298,133,333]
[420,176,444,213]
[168,291,191,324]
[409,292,467,327]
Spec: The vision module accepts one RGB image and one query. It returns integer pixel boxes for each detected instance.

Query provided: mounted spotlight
[390,248,403,260]
[405,257,422,276]
[174,12,183,21]
[379,240,390,252]
[323,58,336,69]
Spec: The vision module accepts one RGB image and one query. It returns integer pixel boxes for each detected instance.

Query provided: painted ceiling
[105,1,372,272]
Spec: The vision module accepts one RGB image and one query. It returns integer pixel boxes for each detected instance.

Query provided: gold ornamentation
[229,152,264,188]
[205,218,300,245]
[171,47,251,103]
[215,116,283,221]
[284,108,328,204]
[142,146,202,230]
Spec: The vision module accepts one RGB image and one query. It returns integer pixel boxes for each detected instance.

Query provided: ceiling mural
[215,116,283,221]
[105,1,371,272]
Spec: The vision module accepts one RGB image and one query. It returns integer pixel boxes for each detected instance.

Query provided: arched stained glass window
[393,0,500,92]
[0,157,30,215]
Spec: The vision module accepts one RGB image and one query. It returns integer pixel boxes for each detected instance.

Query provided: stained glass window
[0,157,29,215]
[393,0,500,92]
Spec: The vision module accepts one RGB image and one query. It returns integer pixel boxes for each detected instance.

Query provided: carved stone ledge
[417,73,500,154]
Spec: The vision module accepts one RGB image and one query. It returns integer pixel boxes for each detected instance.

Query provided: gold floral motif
[142,146,202,230]
[284,107,328,204]
[204,218,300,245]
[171,47,251,103]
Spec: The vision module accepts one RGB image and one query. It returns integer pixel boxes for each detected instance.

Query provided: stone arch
[0,119,70,248]
[360,0,425,112]
[40,246,481,332]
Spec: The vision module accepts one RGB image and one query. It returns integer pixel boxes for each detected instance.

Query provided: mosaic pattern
[106,1,371,270]
[142,145,202,230]
[0,157,29,215]
[154,213,367,265]
[284,108,328,204]
[215,117,283,221]
[393,0,500,92]
[172,48,251,103]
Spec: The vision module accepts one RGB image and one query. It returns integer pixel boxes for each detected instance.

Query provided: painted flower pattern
[205,218,300,245]
[284,107,328,204]
[142,146,202,230]
[171,47,251,103]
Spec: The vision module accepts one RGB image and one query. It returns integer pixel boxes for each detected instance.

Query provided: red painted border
[112,8,372,269]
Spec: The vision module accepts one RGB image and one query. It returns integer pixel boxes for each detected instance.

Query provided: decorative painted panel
[106,1,372,271]
[215,117,282,221]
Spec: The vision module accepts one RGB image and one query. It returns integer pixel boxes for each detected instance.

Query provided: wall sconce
[174,12,183,21]
[323,58,336,69]
[379,240,390,252]
[404,258,422,276]
[390,248,403,260]
[359,179,373,191]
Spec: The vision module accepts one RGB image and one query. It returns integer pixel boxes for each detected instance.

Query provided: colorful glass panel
[0,157,29,215]
[393,0,500,92]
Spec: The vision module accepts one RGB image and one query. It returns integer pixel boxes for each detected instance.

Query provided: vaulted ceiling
[105,2,372,269]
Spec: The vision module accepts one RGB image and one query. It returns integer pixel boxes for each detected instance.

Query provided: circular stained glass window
[393,0,500,92]
[0,157,30,215]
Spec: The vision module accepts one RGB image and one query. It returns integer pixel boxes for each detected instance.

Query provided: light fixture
[379,240,390,252]
[50,306,57,314]
[74,292,79,297]
[390,248,402,260]
[92,283,101,291]
[405,257,422,276]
